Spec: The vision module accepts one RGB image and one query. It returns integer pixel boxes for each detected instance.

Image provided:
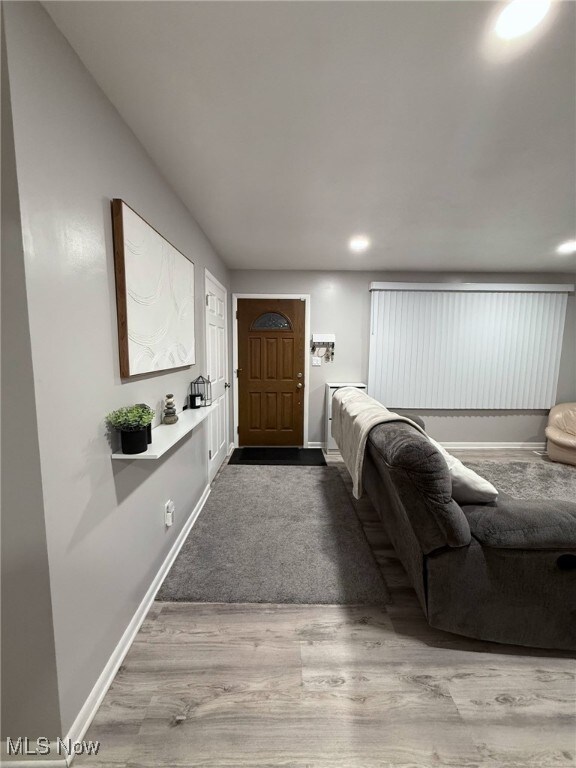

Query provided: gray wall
[1,14,62,739]
[3,2,229,735]
[231,270,576,444]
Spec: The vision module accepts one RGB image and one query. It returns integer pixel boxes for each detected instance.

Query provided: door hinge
[206,295,209,306]
[209,449,212,459]
[237,426,239,434]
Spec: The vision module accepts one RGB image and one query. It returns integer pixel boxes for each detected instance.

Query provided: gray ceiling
[46,1,575,272]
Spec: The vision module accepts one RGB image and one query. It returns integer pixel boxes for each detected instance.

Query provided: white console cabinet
[325,382,367,452]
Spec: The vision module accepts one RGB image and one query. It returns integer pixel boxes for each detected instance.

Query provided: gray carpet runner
[157,464,390,604]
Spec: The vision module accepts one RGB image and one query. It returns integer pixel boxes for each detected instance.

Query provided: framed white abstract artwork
[112,199,196,377]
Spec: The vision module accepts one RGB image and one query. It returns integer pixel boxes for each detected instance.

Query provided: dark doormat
[228,447,327,466]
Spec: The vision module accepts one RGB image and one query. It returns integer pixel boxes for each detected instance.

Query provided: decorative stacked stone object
[163,394,178,425]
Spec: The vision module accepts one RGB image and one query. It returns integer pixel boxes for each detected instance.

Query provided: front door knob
[296,382,303,389]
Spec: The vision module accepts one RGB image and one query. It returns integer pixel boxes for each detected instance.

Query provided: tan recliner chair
[546,403,576,466]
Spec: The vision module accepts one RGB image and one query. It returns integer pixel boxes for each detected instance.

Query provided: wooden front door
[237,299,305,446]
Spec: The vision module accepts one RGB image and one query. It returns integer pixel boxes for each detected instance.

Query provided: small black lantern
[189,392,203,409]
[190,375,212,407]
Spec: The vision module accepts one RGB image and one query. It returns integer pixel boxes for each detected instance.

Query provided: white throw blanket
[331,387,427,499]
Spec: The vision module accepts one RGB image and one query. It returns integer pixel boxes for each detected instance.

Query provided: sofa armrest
[545,425,576,450]
[367,423,471,552]
[548,403,576,433]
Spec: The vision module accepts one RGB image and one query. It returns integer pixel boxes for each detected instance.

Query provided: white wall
[231,270,576,444]
[1,16,62,738]
[3,2,229,736]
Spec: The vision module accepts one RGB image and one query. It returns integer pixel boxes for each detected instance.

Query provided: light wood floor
[77,451,576,768]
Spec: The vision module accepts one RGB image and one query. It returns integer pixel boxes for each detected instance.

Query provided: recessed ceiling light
[494,0,551,40]
[556,240,576,256]
[349,235,371,254]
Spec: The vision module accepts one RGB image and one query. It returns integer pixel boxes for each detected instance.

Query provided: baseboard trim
[441,441,546,451]
[227,442,235,456]
[60,484,211,764]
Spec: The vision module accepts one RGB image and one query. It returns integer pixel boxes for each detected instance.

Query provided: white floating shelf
[112,404,215,460]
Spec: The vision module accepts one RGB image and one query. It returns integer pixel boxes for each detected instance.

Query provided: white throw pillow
[428,437,498,504]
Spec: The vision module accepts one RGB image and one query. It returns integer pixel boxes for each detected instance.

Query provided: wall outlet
[165,500,175,527]
[312,356,322,366]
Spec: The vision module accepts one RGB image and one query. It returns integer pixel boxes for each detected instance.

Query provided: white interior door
[205,270,229,482]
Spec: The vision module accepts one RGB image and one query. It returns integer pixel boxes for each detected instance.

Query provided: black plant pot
[120,428,148,455]
[146,423,152,444]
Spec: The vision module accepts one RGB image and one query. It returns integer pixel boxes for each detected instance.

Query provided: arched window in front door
[250,312,292,330]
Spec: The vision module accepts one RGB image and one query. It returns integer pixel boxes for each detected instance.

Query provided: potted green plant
[106,404,155,455]
[136,403,156,443]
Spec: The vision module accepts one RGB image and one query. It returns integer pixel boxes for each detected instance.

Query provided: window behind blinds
[368,283,572,409]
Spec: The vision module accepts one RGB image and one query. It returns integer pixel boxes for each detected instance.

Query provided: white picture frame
[112,199,196,378]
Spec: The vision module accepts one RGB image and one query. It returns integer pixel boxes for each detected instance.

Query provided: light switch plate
[312,357,322,366]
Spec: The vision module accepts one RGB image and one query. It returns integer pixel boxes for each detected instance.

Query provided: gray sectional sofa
[363,418,576,651]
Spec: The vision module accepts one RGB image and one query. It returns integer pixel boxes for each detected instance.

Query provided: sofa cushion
[428,438,498,504]
[367,422,471,552]
[462,492,576,549]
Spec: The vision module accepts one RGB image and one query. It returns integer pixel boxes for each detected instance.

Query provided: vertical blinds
[368,284,572,409]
